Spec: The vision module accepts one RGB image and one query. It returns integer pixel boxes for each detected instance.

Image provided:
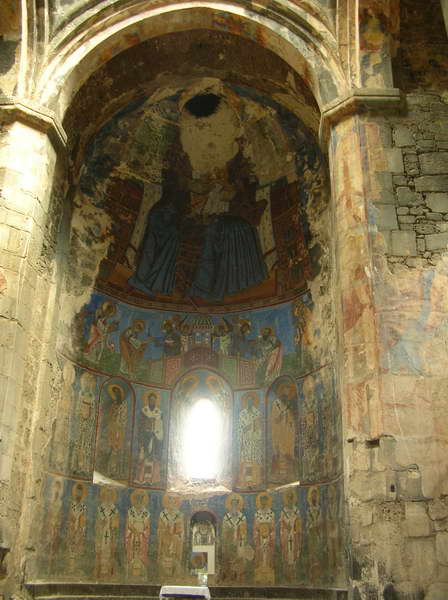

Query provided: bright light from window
[182,398,221,479]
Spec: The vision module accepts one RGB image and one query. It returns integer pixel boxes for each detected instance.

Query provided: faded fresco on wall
[71,290,325,387]
[48,72,342,588]
[297,366,341,483]
[267,377,299,485]
[95,378,134,482]
[234,391,265,491]
[50,364,99,478]
[131,387,170,488]
[72,82,326,312]
[38,474,345,587]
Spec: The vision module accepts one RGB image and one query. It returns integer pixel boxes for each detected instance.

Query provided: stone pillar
[0,103,66,568]
[326,93,448,599]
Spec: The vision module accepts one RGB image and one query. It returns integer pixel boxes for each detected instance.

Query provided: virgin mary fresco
[128,161,268,302]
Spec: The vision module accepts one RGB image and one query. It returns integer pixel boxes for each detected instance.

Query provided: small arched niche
[190,511,218,576]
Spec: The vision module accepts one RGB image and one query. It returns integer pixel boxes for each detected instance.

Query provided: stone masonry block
[376,204,398,230]
[436,532,448,565]
[426,232,448,251]
[377,172,396,204]
[415,176,448,192]
[391,230,417,256]
[405,502,432,537]
[394,175,408,186]
[426,193,448,213]
[393,125,414,147]
[419,152,448,175]
[397,187,421,206]
[426,583,448,600]
[386,148,404,173]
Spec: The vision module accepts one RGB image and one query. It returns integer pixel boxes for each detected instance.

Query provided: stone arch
[33,3,348,120]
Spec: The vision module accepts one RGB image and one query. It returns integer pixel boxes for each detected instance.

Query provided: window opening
[182,397,221,480]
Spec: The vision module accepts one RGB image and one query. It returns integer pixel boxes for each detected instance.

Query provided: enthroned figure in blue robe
[129,174,268,301]
[128,178,188,296]
[187,213,267,301]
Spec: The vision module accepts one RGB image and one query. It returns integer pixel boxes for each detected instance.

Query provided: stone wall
[372,94,448,269]
[339,95,448,599]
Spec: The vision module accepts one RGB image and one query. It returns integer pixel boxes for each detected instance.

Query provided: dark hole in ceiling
[185,93,221,118]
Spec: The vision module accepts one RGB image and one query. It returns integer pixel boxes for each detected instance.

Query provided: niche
[190,511,217,575]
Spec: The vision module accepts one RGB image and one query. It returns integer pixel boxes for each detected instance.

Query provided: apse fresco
[234,391,266,491]
[75,83,325,312]
[131,386,170,488]
[49,78,342,588]
[38,474,345,586]
[48,277,343,584]
[73,290,314,387]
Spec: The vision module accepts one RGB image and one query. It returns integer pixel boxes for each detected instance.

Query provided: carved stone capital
[0,97,67,152]
[319,88,403,146]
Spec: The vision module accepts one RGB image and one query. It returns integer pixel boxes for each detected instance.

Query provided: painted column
[0,104,66,558]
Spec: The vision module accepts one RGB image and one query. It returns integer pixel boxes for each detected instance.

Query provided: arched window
[168,370,232,491]
[182,398,221,480]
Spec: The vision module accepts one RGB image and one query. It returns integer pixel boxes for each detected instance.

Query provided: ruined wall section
[342,96,448,600]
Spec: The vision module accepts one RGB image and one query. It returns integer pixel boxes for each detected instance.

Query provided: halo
[179,374,199,395]
[261,325,274,336]
[239,319,251,331]
[143,389,160,407]
[71,482,87,501]
[206,374,224,394]
[241,391,259,408]
[102,301,117,316]
[130,489,148,506]
[162,493,182,509]
[225,492,244,512]
[107,383,125,401]
[255,492,272,509]
[161,319,172,331]
[276,379,296,400]
[307,486,320,504]
[100,486,118,502]
[133,319,146,331]
[282,488,297,505]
